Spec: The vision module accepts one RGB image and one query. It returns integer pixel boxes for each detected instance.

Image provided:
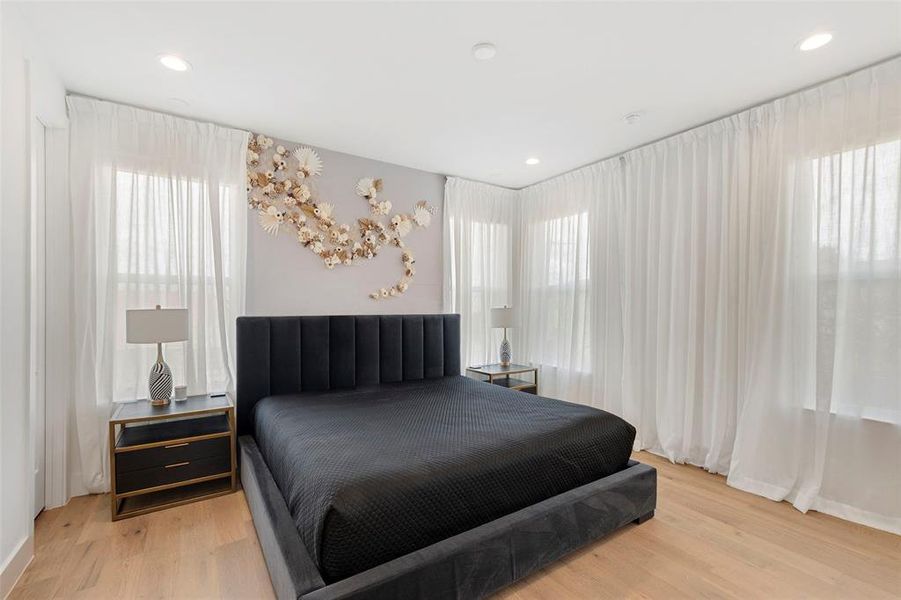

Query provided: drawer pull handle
[164,443,189,449]
[165,461,190,469]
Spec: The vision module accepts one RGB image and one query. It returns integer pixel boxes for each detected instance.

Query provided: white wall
[246,136,445,316]
[0,4,66,596]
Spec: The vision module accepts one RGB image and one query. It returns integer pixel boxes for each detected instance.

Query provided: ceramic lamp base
[149,360,173,406]
[499,336,511,367]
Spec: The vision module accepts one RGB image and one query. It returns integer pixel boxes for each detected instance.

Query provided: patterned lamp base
[499,336,511,367]
[149,360,173,406]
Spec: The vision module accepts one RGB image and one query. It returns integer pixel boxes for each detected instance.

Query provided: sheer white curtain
[443,178,517,370]
[445,58,900,532]
[518,169,600,405]
[615,121,754,474]
[727,63,901,531]
[68,97,248,492]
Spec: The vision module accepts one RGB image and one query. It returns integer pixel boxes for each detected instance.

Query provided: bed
[237,314,656,600]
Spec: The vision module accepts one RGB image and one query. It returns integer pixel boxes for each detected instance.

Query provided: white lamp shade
[490,307,516,328]
[126,308,188,343]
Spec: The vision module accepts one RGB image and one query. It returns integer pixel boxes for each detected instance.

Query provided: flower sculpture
[246,133,436,299]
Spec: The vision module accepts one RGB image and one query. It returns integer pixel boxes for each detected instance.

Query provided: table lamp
[126,306,188,406]
[490,306,516,367]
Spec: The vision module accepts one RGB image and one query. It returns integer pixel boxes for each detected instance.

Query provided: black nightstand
[466,363,539,394]
[108,394,236,521]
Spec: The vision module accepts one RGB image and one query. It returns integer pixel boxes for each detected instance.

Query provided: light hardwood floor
[9,452,900,600]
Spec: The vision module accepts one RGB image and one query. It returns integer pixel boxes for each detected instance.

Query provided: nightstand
[466,363,539,394]
[108,394,236,521]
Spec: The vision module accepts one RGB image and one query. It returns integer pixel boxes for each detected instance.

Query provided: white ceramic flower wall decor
[246,134,437,299]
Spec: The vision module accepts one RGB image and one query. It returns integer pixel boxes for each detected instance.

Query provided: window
[522,211,591,372]
[447,214,512,366]
[811,139,900,423]
[111,168,236,401]
[815,139,899,274]
[466,220,511,318]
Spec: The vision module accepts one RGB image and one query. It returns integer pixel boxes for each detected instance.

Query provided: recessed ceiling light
[159,54,191,72]
[525,157,540,165]
[623,112,643,125]
[799,32,833,52]
[472,42,497,61]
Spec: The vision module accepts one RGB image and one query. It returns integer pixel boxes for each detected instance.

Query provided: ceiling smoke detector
[472,42,497,61]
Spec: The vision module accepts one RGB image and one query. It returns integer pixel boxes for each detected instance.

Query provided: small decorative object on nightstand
[108,394,236,520]
[126,305,188,406]
[490,306,516,367]
[466,363,539,395]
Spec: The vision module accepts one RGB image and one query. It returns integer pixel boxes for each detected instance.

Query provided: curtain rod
[522,53,901,190]
[70,52,900,193]
[66,92,453,180]
[66,92,252,134]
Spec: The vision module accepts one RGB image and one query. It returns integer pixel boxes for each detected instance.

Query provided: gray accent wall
[246,137,444,315]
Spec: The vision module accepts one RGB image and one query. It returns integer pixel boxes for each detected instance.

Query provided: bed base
[240,436,656,600]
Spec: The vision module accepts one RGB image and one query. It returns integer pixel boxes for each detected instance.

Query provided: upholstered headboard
[236,314,461,437]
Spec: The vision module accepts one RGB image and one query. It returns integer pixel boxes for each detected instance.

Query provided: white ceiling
[13,1,901,188]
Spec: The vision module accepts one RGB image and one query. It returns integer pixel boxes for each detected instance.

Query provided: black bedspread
[253,375,636,583]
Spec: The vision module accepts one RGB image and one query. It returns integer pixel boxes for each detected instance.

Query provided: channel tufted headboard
[236,314,461,437]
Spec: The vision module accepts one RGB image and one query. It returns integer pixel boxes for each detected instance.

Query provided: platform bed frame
[236,314,657,600]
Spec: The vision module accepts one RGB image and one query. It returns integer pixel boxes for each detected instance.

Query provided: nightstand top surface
[110,394,232,424]
[466,363,536,376]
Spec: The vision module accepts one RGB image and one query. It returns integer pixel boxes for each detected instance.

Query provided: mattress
[253,375,636,583]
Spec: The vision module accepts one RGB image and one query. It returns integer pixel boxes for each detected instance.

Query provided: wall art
[246,134,436,300]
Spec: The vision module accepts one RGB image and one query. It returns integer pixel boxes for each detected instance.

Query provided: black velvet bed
[237,314,656,600]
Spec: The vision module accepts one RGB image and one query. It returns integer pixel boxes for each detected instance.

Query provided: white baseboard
[0,535,33,600]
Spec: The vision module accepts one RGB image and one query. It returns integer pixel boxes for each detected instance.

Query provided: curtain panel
[443,178,518,369]
[67,97,248,493]
[444,58,900,533]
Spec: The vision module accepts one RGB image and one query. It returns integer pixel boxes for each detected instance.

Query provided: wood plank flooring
[10,452,900,599]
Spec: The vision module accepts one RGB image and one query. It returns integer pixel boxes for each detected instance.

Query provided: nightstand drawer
[116,454,231,494]
[116,436,229,474]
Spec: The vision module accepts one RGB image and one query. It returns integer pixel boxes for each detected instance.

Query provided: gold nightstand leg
[228,407,237,491]
[108,421,117,520]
